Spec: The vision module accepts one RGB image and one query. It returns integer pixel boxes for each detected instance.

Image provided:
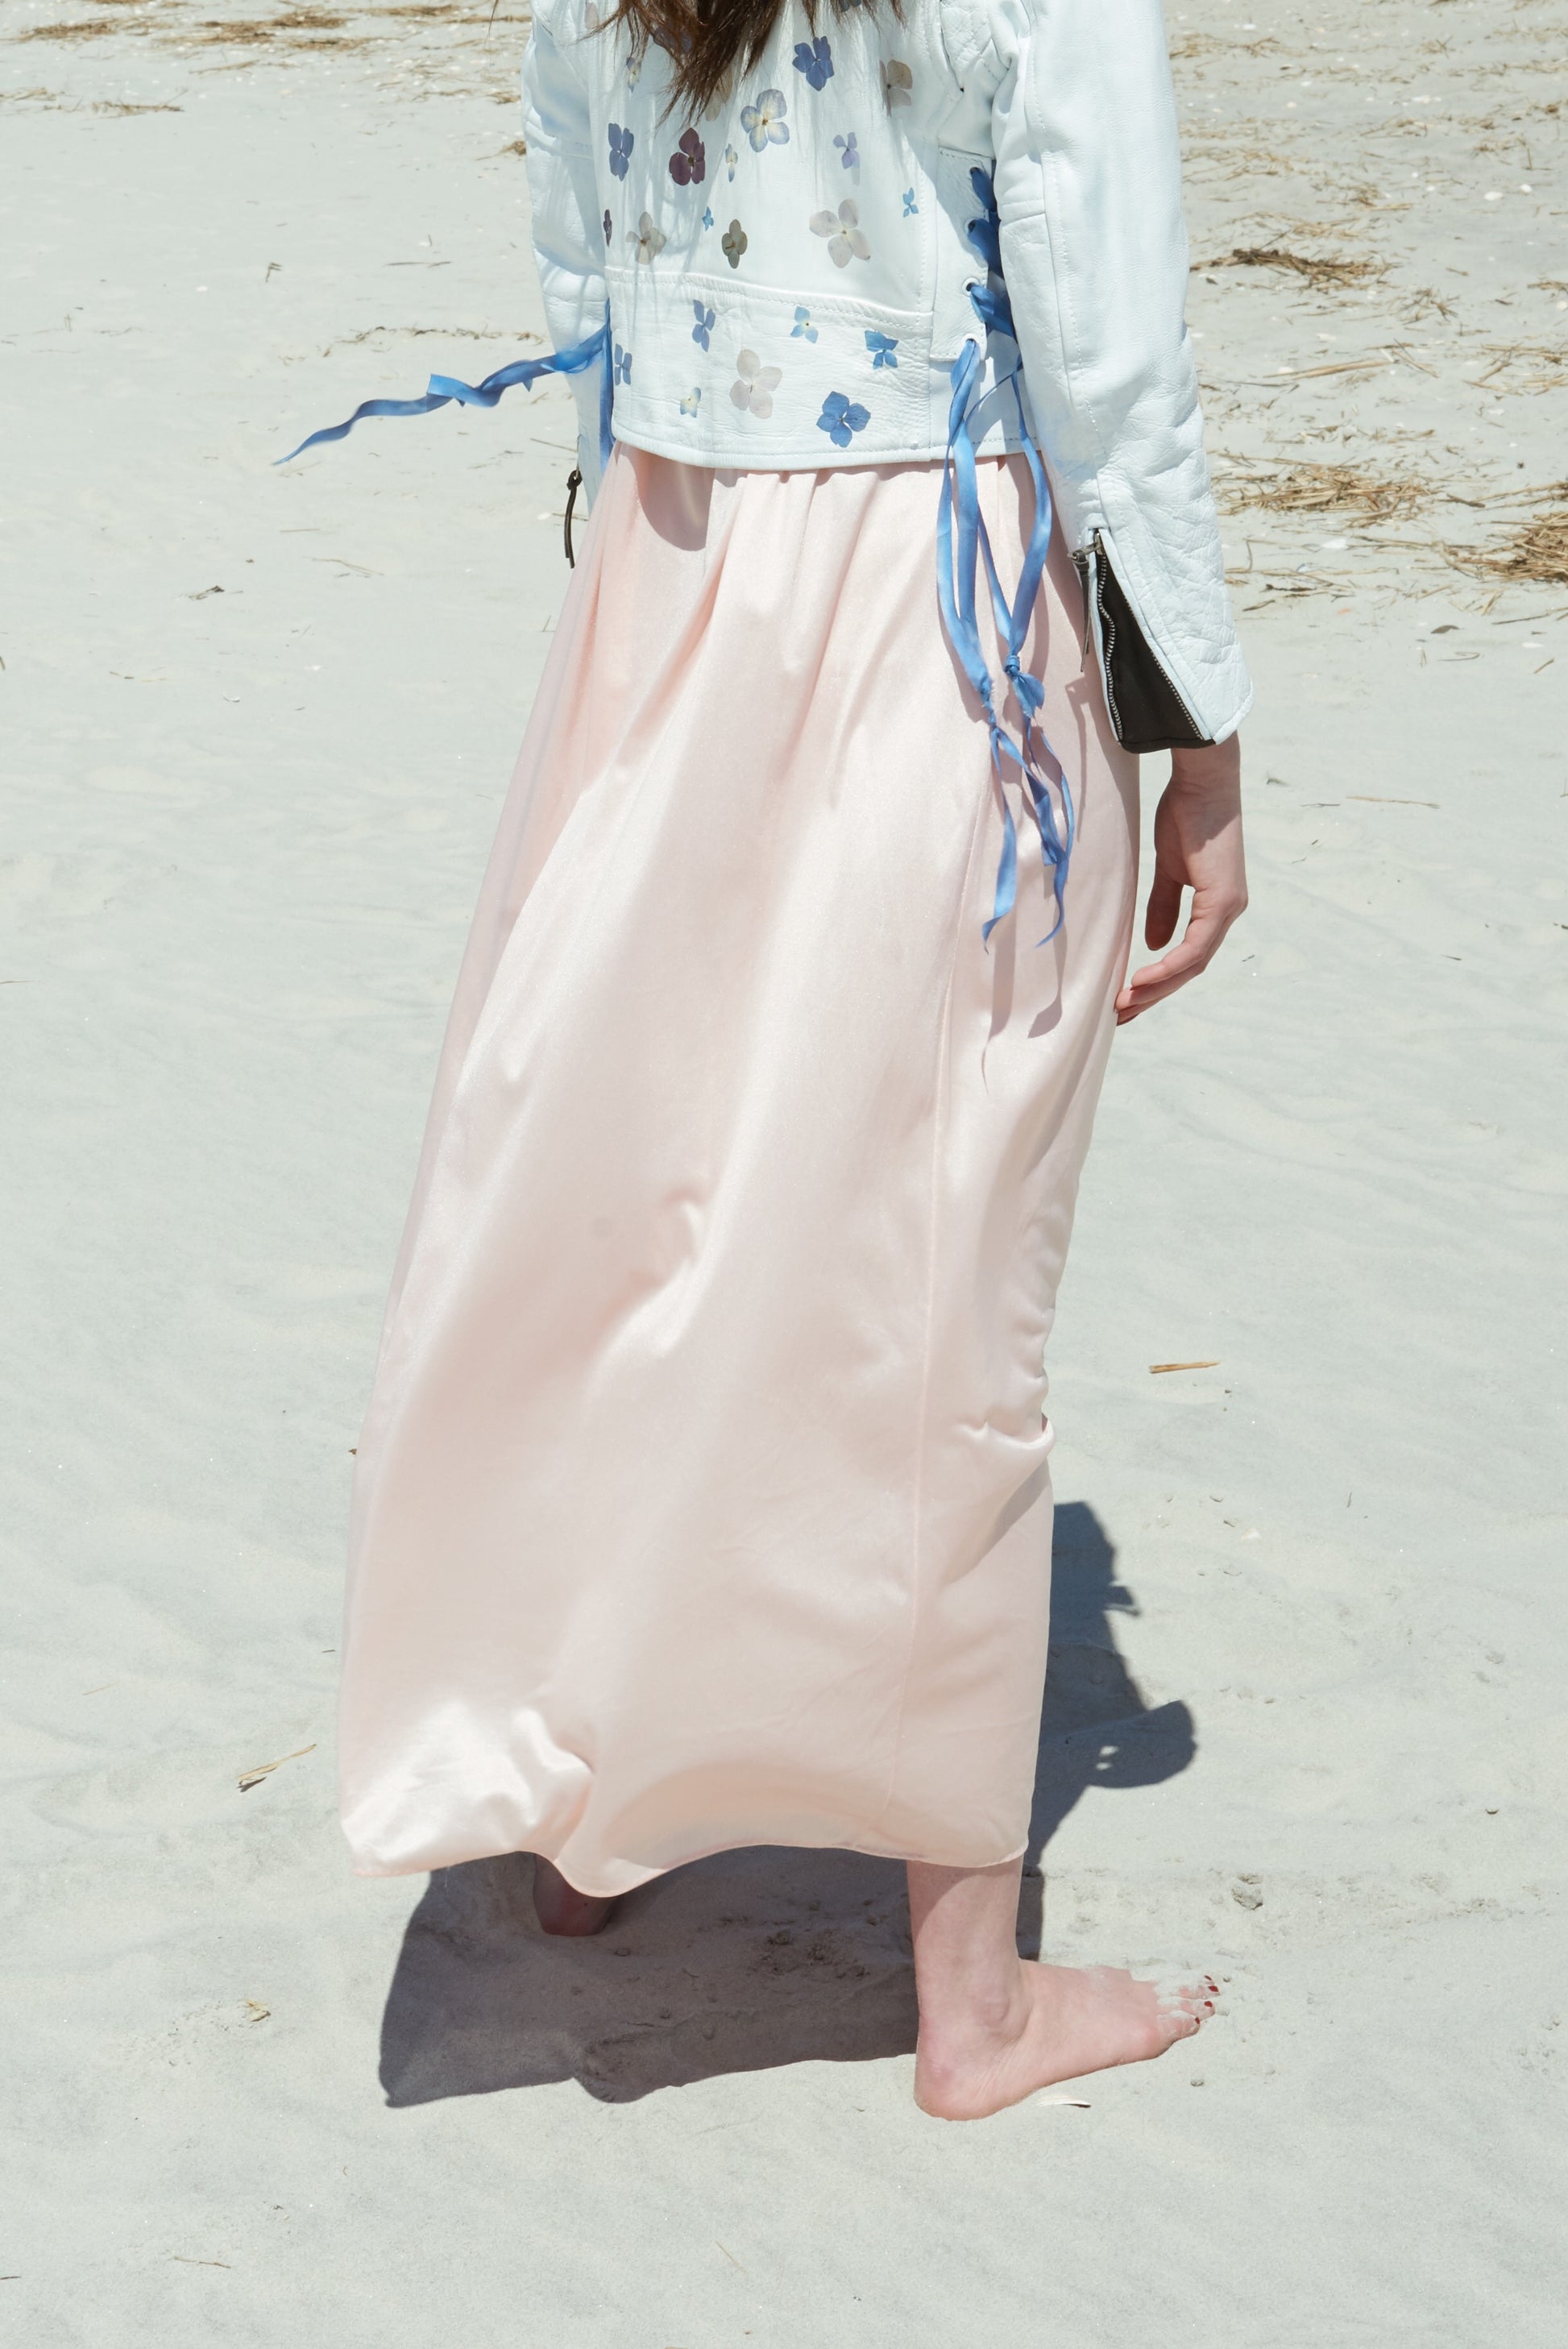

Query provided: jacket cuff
[1074,533,1210,753]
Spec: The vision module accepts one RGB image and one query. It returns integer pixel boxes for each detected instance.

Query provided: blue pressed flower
[703,205,715,229]
[865,330,898,369]
[791,304,818,342]
[692,301,715,351]
[967,164,1003,272]
[833,130,860,172]
[792,35,833,91]
[679,386,702,417]
[608,122,634,181]
[902,187,918,217]
[816,391,869,448]
[613,342,633,387]
[740,89,789,150]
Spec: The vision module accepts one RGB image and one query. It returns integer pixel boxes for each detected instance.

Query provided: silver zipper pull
[1071,546,1094,659]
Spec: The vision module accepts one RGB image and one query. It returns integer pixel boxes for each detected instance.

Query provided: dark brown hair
[611,0,894,119]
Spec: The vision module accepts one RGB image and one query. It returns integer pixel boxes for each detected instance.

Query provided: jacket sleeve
[522,1,608,502]
[978,0,1251,748]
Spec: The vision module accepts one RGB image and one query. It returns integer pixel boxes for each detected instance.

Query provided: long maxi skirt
[338,446,1139,1895]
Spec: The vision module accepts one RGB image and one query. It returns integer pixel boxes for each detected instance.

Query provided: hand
[1115,737,1247,1025]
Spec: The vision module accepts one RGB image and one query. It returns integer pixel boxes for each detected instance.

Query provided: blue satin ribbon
[938,182,1075,945]
[276,313,615,468]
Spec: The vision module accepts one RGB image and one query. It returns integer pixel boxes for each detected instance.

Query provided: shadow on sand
[377,1500,1195,2106]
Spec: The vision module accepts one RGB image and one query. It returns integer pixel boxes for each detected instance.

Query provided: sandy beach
[3,0,1566,2337]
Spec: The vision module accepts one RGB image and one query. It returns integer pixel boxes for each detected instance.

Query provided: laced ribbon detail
[937,172,1075,944]
[276,313,615,470]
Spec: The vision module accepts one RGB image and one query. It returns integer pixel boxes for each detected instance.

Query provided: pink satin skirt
[338,446,1139,1894]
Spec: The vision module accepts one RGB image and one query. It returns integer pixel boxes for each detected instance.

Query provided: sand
[3,0,1566,2338]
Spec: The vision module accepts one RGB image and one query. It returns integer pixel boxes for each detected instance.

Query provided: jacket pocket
[1073,532,1212,754]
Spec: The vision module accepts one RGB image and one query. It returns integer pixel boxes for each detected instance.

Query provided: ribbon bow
[937,330,1074,945]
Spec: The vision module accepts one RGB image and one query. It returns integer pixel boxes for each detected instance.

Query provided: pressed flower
[691,301,716,351]
[629,211,667,264]
[721,218,749,268]
[724,143,738,181]
[703,205,715,229]
[865,330,898,369]
[669,127,706,187]
[791,305,818,342]
[679,386,702,417]
[809,197,870,268]
[882,58,913,110]
[902,187,918,217]
[833,131,860,172]
[613,342,633,387]
[740,88,790,151]
[602,206,612,244]
[730,348,782,419]
[607,122,633,181]
[817,391,869,448]
[792,35,833,91]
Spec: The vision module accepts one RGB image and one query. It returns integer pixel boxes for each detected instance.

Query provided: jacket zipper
[1076,529,1205,745]
[1072,538,1121,740]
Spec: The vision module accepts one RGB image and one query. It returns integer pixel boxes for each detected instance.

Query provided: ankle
[915,1954,1032,2052]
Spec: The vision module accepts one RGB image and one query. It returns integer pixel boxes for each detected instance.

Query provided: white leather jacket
[523,0,1251,749]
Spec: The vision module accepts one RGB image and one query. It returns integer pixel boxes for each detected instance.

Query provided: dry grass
[19,5,351,38]
[1169,31,1281,58]
[1217,460,1431,524]
[1201,245,1383,289]
[189,12,353,44]
[1456,488,1568,586]
[16,2,520,45]
[1471,340,1567,394]
[18,19,131,39]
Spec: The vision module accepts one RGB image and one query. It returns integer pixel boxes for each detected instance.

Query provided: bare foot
[915,1961,1216,2121]
[531,1856,616,1938]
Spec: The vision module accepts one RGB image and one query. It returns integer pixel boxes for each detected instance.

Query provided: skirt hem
[346,1822,1031,1899]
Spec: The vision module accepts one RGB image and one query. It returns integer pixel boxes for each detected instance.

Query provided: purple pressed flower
[669,127,706,186]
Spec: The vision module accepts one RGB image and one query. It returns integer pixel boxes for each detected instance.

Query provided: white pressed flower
[741,88,790,151]
[730,348,783,419]
[630,212,667,264]
[809,198,870,268]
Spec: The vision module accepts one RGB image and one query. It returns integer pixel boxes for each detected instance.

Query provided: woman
[336,0,1248,2121]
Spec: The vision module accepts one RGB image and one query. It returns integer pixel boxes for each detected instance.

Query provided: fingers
[1143,865,1183,951]
[1116,896,1242,1023]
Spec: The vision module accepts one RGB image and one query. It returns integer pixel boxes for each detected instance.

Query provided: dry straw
[1201,246,1383,290]
[1454,488,1568,588]
[1217,461,1429,525]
